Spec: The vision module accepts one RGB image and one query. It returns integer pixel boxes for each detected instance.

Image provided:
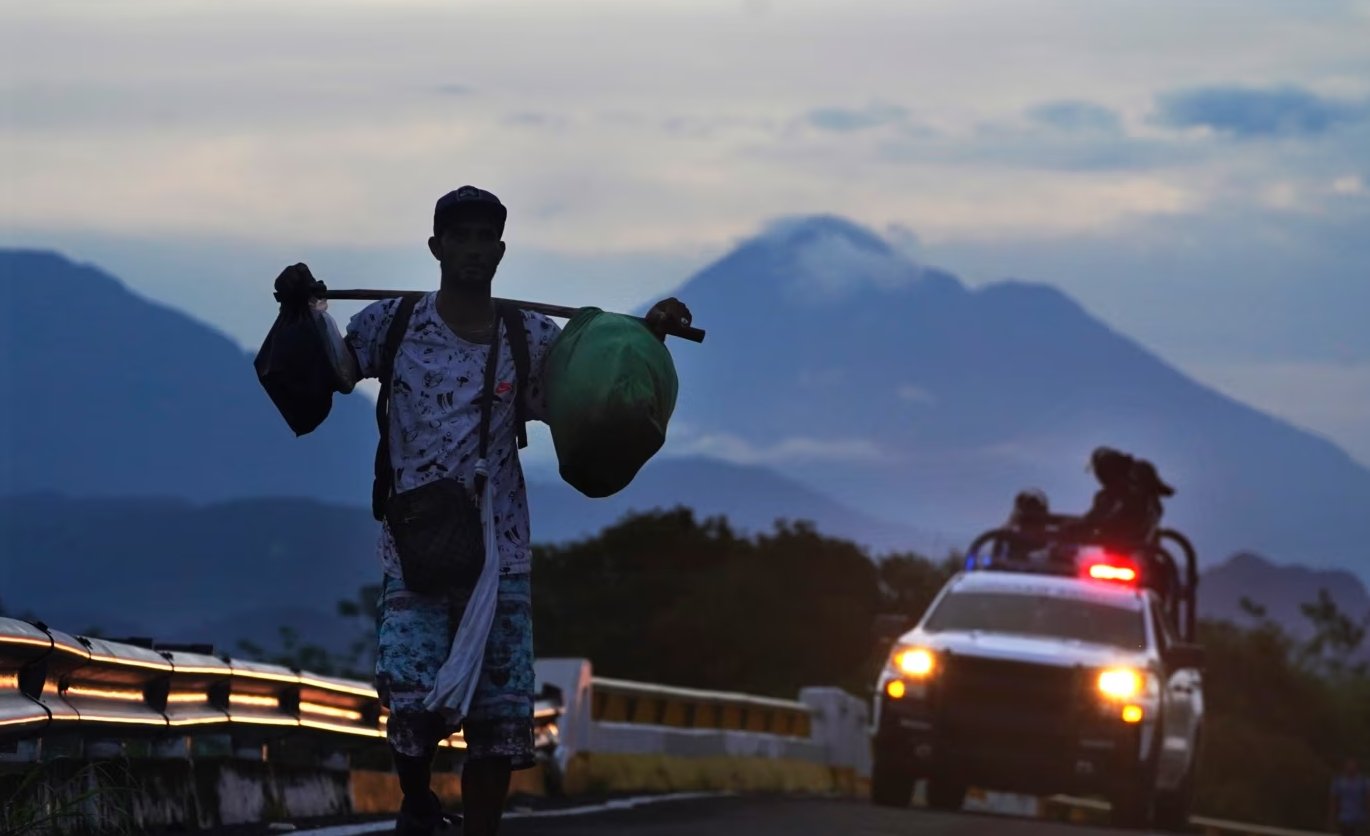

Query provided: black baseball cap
[433,186,507,237]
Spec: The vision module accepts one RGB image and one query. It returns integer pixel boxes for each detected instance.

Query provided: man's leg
[375,574,456,829]
[455,573,537,836]
[460,756,513,836]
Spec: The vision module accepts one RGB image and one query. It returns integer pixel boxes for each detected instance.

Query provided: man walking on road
[273,186,692,836]
[1332,757,1370,836]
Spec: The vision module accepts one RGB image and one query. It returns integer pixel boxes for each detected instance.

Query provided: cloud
[792,229,917,295]
[756,216,927,303]
[3,0,1368,255]
[854,107,1202,173]
[896,384,937,405]
[967,441,1074,469]
[927,196,1370,365]
[1153,85,1370,139]
[883,223,923,258]
[876,133,1197,173]
[1027,100,1122,133]
[1333,175,1367,195]
[665,431,886,465]
[505,112,569,129]
[798,368,847,389]
[805,103,909,133]
[661,114,773,140]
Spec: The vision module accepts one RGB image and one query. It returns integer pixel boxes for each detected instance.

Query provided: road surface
[499,795,1123,836]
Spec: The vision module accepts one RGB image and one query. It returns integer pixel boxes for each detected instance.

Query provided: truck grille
[923,654,1127,771]
[938,654,1085,721]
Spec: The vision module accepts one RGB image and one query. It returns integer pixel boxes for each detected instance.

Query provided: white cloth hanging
[422,458,502,725]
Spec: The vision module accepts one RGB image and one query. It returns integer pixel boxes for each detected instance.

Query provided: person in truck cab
[1001,489,1062,564]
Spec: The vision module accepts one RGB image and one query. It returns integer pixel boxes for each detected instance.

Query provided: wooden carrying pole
[322,289,705,343]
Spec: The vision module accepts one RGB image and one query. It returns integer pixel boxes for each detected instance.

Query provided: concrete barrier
[560,752,837,796]
[531,661,866,798]
[799,687,871,780]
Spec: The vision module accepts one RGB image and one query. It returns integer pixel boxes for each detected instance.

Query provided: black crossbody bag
[370,297,529,595]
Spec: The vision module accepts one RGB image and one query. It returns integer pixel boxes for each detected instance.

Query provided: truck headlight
[892,647,936,678]
[1097,667,1142,700]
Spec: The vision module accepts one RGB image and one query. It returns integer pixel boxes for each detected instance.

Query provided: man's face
[429,217,505,285]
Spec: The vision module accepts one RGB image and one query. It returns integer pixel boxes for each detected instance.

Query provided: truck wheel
[870,745,916,808]
[1110,779,1154,829]
[926,773,968,811]
[1153,730,1200,832]
[1152,780,1193,832]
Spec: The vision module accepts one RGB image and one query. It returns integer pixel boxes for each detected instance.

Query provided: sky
[3,0,1369,463]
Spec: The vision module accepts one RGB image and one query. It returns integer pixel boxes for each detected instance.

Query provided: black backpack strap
[496,304,531,449]
[473,313,506,497]
[372,294,420,522]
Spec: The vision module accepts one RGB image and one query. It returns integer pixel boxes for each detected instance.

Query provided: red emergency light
[1088,563,1137,582]
[1080,552,1140,586]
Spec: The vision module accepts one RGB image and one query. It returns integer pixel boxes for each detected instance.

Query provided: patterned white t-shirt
[345,292,561,578]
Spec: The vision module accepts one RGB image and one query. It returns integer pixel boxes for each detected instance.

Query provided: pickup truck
[870,547,1205,830]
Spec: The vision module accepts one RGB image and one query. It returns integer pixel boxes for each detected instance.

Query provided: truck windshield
[922,590,1146,650]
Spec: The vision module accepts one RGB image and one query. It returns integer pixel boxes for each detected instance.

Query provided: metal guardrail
[2,619,811,752]
[590,677,815,737]
[0,617,566,751]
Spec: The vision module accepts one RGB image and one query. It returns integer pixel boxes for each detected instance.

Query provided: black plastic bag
[255,298,346,437]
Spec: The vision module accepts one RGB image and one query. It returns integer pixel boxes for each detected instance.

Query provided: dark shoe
[395,791,461,835]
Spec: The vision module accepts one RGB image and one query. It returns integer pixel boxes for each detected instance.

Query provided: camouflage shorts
[375,572,536,769]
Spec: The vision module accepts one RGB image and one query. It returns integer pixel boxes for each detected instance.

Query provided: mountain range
[0,461,941,643]
[640,217,1370,574]
[1200,551,1370,639]
[0,250,378,504]
[3,218,1370,649]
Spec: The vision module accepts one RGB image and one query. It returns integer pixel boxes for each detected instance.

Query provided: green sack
[547,308,679,498]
